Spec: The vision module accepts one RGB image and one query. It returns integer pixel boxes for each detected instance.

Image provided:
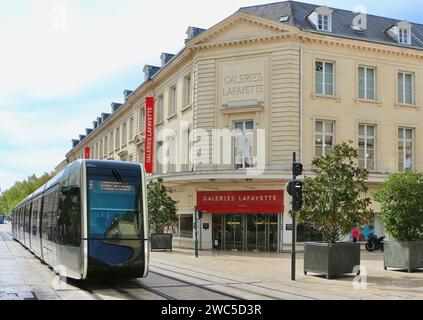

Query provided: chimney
[143,65,161,81]
[85,128,93,136]
[101,113,111,122]
[160,53,175,67]
[111,102,123,113]
[185,26,206,42]
[124,90,134,102]
[72,139,80,148]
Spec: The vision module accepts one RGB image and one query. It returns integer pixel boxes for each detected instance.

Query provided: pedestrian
[352,225,360,243]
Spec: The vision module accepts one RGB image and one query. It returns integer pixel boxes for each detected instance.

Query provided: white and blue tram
[11,160,149,280]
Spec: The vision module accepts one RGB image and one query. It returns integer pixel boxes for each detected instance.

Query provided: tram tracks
[150,261,318,300]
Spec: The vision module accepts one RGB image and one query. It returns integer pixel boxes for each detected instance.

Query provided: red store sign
[197,190,284,214]
[144,97,155,174]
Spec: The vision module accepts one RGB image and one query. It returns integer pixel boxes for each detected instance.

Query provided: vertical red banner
[84,146,90,159]
[144,97,155,174]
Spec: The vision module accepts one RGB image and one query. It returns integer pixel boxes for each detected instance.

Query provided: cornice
[300,33,423,60]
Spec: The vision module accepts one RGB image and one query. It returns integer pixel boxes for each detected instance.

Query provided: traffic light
[292,180,303,211]
[286,180,303,211]
[293,162,303,178]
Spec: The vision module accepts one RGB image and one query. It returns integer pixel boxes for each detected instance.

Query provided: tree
[298,141,374,244]
[374,172,423,241]
[0,172,55,214]
[147,178,178,233]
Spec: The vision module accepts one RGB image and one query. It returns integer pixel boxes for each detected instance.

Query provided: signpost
[194,206,202,258]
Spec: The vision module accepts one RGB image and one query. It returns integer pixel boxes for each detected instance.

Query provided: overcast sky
[0,0,421,192]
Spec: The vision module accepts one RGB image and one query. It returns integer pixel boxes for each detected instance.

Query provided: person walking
[352,225,360,243]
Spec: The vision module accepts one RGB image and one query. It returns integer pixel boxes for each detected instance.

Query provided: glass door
[224,214,243,251]
[212,215,223,250]
[246,214,267,252]
[268,214,279,252]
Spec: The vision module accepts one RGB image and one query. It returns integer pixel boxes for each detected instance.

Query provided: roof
[239,1,423,49]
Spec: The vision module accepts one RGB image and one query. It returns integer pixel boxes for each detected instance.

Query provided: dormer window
[387,21,412,45]
[318,14,330,31]
[308,6,333,32]
[399,27,409,44]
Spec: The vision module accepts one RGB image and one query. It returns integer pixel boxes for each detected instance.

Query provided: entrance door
[212,215,223,250]
[246,214,267,252]
[224,214,243,251]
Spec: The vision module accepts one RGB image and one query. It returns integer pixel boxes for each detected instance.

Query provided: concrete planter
[304,242,360,279]
[384,241,423,273]
[151,233,173,251]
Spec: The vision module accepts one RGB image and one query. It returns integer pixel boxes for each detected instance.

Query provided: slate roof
[239,1,423,50]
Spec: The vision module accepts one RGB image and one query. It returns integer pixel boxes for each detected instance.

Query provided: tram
[11,160,149,280]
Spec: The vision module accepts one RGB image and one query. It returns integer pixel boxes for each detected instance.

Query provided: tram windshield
[87,166,142,240]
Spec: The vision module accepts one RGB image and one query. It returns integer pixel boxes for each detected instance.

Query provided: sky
[0,0,422,192]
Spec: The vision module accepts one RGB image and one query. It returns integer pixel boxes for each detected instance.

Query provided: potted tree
[300,141,374,279]
[148,178,178,251]
[374,172,423,273]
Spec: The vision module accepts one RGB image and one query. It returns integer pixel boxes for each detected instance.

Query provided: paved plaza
[1,223,423,300]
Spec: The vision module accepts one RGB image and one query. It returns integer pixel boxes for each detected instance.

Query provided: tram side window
[25,204,31,233]
[42,193,54,242]
[52,190,59,243]
[31,200,39,236]
[58,186,81,246]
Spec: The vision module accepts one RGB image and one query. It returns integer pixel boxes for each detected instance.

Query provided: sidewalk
[150,247,423,300]
[0,224,92,300]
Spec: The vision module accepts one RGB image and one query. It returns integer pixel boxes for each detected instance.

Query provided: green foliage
[147,178,178,233]
[0,172,55,214]
[298,141,374,243]
[374,172,423,241]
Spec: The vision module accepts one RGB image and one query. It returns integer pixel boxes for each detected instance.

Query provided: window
[315,120,335,157]
[398,128,414,171]
[234,120,254,169]
[115,127,120,149]
[157,95,164,123]
[358,124,376,171]
[178,214,193,238]
[359,67,376,100]
[58,186,81,246]
[129,117,134,141]
[109,132,114,153]
[184,127,192,171]
[139,108,145,133]
[99,140,103,159]
[318,14,330,31]
[399,28,410,44]
[169,86,177,116]
[167,135,176,173]
[122,122,127,146]
[398,72,414,105]
[184,75,192,106]
[315,61,334,96]
[157,141,163,174]
[87,166,142,240]
[104,136,108,156]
